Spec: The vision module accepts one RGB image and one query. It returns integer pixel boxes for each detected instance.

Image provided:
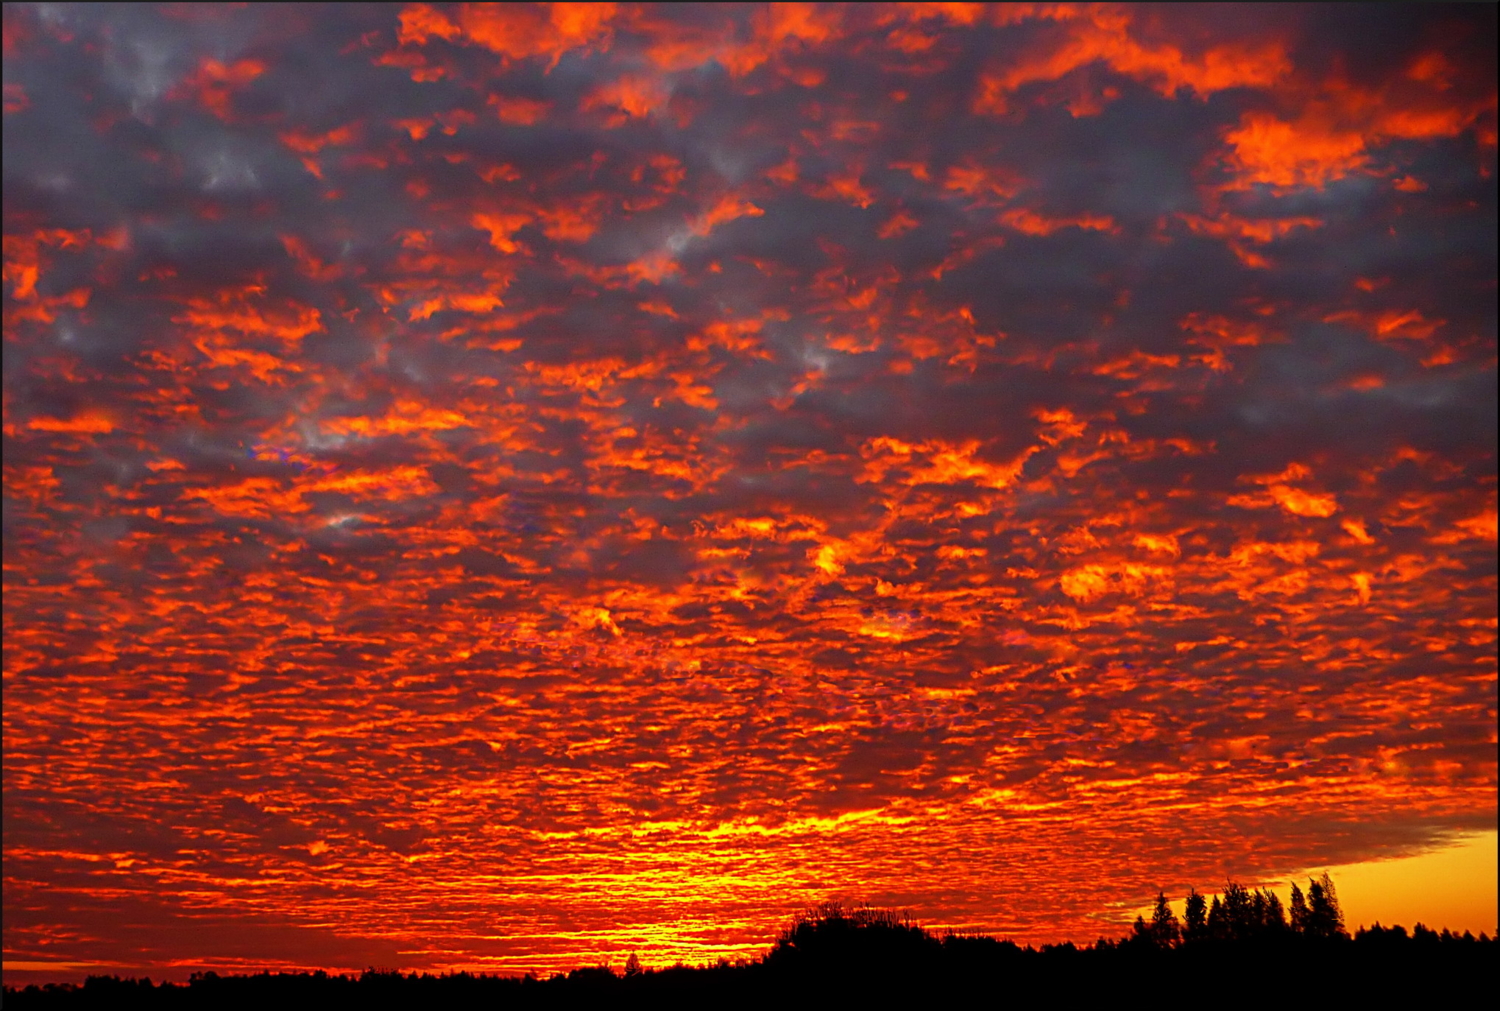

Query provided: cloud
[3,0,1495,982]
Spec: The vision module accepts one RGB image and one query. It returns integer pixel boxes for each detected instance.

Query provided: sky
[3,0,1497,984]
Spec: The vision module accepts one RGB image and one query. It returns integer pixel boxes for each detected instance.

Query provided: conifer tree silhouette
[1307,872,1346,939]
[1207,895,1227,940]
[1319,871,1344,936]
[1260,888,1288,933]
[1289,881,1310,935]
[1183,888,1208,943]
[1151,891,1180,948]
[1250,888,1269,933]
[1133,914,1152,945]
[1221,882,1253,941]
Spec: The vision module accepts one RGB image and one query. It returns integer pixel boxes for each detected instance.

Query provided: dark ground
[5,910,1492,1009]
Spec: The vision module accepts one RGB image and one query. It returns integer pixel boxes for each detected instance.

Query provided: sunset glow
[4,2,1496,984]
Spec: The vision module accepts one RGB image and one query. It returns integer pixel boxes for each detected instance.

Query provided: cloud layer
[4,1,1496,979]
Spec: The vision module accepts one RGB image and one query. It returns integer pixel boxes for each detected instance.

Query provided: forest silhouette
[5,876,1493,1009]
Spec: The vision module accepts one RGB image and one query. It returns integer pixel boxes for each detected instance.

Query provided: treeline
[1126,871,1351,947]
[5,883,1493,1009]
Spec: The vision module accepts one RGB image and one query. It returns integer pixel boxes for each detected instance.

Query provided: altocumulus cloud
[3,1,1496,981]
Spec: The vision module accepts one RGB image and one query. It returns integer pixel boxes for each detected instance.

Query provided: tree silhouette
[1259,888,1287,933]
[766,901,935,977]
[1221,882,1254,941]
[1183,888,1208,943]
[1150,891,1180,948]
[1192,882,1298,942]
[1289,881,1310,935]
[1132,914,1152,945]
[5,877,1497,1011]
[1250,888,1270,932]
[1207,894,1227,940]
[1307,872,1346,939]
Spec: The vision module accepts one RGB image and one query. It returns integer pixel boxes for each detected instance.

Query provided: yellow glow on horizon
[1134,831,1498,937]
[1316,830,1498,936]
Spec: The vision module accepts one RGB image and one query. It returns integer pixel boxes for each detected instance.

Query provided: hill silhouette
[5,881,1494,1009]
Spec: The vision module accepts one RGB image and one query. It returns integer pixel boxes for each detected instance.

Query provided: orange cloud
[693,195,765,235]
[26,412,113,434]
[582,74,670,123]
[488,94,552,125]
[1323,309,1445,342]
[1228,465,1340,518]
[176,57,266,120]
[471,212,533,253]
[1218,53,1497,191]
[1059,562,1172,603]
[3,2,1494,985]
[1002,208,1117,236]
[973,7,1289,116]
[173,287,324,343]
[1176,212,1322,269]
[1220,111,1370,191]
[451,2,617,69]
